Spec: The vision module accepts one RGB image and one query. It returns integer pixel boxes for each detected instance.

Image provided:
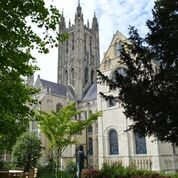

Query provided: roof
[82,83,97,101]
[39,79,67,96]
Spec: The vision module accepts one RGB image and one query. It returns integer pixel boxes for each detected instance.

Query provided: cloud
[35,0,155,82]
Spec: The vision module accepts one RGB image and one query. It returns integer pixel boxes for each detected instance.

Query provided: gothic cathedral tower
[57,1,100,100]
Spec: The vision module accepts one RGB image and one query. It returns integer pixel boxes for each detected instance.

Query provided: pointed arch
[109,129,119,155]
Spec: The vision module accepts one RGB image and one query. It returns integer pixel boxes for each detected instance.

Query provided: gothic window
[88,125,93,133]
[135,132,147,154]
[90,36,92,55]
[84,33,87,53]
[88,137,93,155]
[56,103,63,112]
[72,32,75,50]
[108,96,116,107]
[84,67,88,85]
[109,129,119,155]
[71,68,75,86]
[115,42,123,56]
[66,39,68,53]
[91,69,94,84]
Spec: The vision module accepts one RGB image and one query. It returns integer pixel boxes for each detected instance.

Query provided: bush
[65,160,77,176]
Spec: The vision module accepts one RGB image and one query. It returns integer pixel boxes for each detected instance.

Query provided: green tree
[39,102,101,178]
[12,132,41,172]
[98,0,178,144]
[0,0,67,150]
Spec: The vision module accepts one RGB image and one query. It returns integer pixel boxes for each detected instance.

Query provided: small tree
[12,132,41,172]
[39,102,101,178]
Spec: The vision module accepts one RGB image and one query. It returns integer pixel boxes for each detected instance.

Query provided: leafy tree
[39,102,101,178]
[0,0,67,150]
[12,132,41,172]
[98,0,178,144]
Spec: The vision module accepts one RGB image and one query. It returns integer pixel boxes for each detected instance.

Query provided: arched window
[88,125,93,133]
[135,132,147,154]
[90,36,92,54]
[109,129,119,155]
[84,33,87,53]
[72,33,74,50]
[84,67,88,85]
[56,103,63,112]
[66,39,68,53]
[88,137,93,155]
[65,70,68,83]
[71,68,75,86]
[91,69,94,84]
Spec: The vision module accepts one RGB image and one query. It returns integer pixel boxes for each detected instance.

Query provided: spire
[59,10,66,29]
[77,0,82,17]
[92,11,98,30]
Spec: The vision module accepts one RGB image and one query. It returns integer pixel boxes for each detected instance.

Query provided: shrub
[65,160,77,177]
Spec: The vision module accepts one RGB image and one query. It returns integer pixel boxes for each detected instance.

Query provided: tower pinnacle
[77,0,82,17]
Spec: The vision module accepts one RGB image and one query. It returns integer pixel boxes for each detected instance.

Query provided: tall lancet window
[84,33,87,53]
[66,39,68,53]
[135,132,147,154]
[90,36,92,55]
[72,32,74,50]
[109,129,119,155]
[84,67,88,85]
[71,68,75,86]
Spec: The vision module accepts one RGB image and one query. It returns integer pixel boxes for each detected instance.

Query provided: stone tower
[57,1,100,100]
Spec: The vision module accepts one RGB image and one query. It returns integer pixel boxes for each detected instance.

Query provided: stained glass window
[135,132,147,154]
[109,129,119,155]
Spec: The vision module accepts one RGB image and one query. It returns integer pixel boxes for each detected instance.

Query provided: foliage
[99,163,160,178]
[0,0,68,151]
[98,0,178,144]
[12,132,41,172]
[39,102,101,178]
[65,160,77,177]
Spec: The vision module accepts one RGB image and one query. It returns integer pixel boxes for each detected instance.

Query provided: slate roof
[40,79,67,96]
[82,83,97,101]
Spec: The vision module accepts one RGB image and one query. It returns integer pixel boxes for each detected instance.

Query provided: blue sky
[35,0,155,83]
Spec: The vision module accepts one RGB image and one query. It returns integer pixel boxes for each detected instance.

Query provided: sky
[35,0,155,83]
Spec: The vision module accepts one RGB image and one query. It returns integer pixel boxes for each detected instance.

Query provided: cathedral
[31,1,178,172]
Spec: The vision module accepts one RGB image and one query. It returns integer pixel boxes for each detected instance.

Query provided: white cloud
[35,0,155,82]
